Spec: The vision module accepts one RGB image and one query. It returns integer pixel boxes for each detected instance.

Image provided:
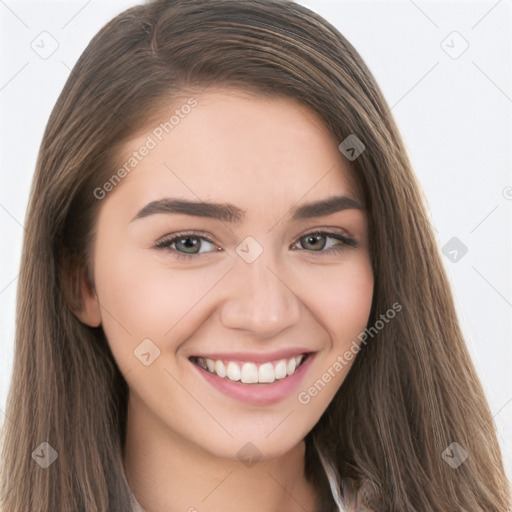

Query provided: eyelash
[153,229,357,261]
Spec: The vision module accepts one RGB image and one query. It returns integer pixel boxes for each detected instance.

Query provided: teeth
[274,359,287,380]
[287,357,296,376]
[226,361,241,381]
[241,362,259,383]
[258,362,275,383]
[195,354,305,384]
[215,360,226,378]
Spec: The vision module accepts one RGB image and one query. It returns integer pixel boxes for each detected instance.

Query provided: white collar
[317,448,348,512]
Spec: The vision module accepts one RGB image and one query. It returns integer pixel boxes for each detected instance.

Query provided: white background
[1,0,511,483]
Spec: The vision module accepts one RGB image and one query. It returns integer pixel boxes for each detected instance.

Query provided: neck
[123,392,320,512]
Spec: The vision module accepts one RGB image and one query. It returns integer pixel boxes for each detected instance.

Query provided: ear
[60,253,102,327]
[74,266,102,327]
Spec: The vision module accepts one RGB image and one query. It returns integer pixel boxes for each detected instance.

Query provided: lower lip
[191,355,314,406]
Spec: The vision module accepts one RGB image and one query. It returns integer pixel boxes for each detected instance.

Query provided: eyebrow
[132,195,365,224]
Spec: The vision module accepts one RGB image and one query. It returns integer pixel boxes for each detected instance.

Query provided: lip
[190,352,315,406]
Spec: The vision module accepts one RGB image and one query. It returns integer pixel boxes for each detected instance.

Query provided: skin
[78,89,374,512]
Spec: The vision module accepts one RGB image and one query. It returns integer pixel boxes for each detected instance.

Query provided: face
[79,89,374,461]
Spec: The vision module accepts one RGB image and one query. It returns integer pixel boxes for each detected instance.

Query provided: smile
[190,354,307,384]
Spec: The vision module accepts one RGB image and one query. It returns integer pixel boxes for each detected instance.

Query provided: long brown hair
[1,0,510,510]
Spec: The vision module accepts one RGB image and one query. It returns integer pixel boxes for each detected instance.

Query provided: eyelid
[152,227,357,259]
[290,227,358,251]
[295,226,355,243]
[153,230,218,250]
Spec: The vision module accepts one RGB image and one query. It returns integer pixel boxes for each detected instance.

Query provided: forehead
[108,89,361,212]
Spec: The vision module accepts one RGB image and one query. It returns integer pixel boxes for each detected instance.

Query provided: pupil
[175,235,328,254]
[178,237,199,253]
[304,234,325,250]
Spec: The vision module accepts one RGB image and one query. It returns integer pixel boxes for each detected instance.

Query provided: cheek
[91,237,219,363]
[293,259,373,412]
[307,257,374,345]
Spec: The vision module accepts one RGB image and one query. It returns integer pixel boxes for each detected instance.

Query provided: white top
[129,451,354,512]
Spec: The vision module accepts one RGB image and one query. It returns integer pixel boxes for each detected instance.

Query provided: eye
[153,231,220,260]
[153,228,358,261]
[291,229,357,254]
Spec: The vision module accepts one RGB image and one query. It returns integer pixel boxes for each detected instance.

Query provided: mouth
[189,353,310,385]
[189,351,314,405]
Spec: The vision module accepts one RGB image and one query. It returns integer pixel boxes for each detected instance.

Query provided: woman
[1,0,510,510]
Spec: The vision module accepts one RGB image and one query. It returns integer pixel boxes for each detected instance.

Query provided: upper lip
[190,348,314,364]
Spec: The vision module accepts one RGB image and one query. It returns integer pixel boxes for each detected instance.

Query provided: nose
[219,251,301,338]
